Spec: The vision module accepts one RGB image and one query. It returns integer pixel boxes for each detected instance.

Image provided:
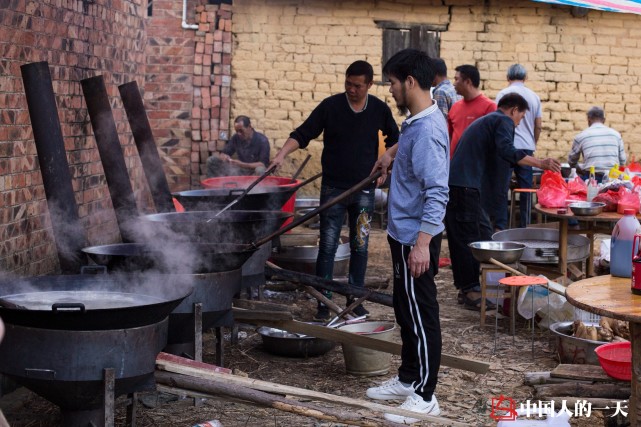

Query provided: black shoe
[352,304,369,317]
[313,305,331,322]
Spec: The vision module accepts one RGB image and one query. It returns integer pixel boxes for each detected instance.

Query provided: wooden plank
[551,364,618,382]
[157,352,232,375]
[232,298,292,312]
[247,317,489,375]
[535,381,630,399]
[156,356,468,426]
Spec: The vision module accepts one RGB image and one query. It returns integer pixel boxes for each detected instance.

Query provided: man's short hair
[497,92,529,111]
[507,64,527,81]
[382,49,435,90]
[587,106,605,121]
[454,64,480,88]
[346,60,374,84]
[431,58,447,77]
[234,115,251,128]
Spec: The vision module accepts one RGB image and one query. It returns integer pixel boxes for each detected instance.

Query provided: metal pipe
[118,81,175,213]
[182,0,198,30]
[20,61,88,273]
[81,75,139,243]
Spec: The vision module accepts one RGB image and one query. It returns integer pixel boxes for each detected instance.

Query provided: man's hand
[372,146,397,187]
[408,232,432,278]
[540,158,561,173]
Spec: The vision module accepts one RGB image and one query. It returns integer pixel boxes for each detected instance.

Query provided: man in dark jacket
[271,60,400,320]
[445,93,560,311]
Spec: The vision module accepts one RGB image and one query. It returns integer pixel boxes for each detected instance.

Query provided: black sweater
[290,93,399,189]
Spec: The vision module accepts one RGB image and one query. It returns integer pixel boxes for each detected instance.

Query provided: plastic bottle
[609,163,620,180]
[567,168,577,180]
[586,166,598,202]
[611,208,641,277]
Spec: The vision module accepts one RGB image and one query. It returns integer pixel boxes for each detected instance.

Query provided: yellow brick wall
[231,0,641,192]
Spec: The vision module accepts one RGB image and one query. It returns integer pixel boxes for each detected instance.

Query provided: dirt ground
[0,227,612,426]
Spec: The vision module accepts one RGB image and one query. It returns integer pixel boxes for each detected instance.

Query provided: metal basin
[492,228,590,264]
[549,321,605,365]
[271,233,350,277]
[468,241,525,264]
[568,201,606,216]
[257,324,336,357]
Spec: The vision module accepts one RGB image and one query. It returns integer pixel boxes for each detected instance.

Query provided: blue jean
[512,150,534,228]
[316,185,375,295]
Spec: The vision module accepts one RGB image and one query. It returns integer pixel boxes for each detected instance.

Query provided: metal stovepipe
[20,61,88,273]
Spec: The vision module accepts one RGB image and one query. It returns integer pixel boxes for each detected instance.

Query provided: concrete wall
[230,0,641,191]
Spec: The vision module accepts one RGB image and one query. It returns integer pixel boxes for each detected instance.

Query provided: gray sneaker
[366,376,414,400]
[384,393,441,424]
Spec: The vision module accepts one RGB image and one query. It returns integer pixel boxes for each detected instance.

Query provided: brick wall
[0,1,149,275]
[231,0,641,192]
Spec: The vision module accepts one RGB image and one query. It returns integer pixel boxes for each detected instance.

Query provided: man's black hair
[454,64,480,88]
[234,115,251,127]
[497,92,529,111]
[382,49,435,90]
[431,58,447,77]
[346,60,374,84]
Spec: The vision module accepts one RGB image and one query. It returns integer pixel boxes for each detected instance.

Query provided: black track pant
[388,234,442,401]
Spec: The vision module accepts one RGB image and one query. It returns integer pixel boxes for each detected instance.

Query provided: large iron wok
[0,273,194,330]
[139,210,293,244]
[82,242,256,273]
[173,172,321,212]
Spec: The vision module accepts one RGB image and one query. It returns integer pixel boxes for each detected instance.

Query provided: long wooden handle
[488,258,567,296]
[290,154,311,183]
[252,170,382,248]
[215,164,276,217]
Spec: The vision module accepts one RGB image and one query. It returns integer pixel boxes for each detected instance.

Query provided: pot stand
[496,275,549,358]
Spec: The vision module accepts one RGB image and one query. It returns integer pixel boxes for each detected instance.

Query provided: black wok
[82,242,256,273]
[0,273,194,330]
[139,210,293,244]
[173,172,321,212]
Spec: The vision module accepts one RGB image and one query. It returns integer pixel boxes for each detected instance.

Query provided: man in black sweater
[271,60,399,320]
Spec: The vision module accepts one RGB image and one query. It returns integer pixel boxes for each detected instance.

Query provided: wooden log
[535,382,630,399]
[265,265,393,307]
[303,285,353,319]
[156,354,468,426]
[155,371,397,427]
[233,315,489,374]
[524,371,593,386]
[551,364,620,382]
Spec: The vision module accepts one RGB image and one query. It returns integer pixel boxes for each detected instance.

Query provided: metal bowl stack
[568,201,606,216]
[468,241,526,264]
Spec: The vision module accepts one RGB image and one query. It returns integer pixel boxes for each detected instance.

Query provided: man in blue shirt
[367,49,449,424]
[446,93,560,311]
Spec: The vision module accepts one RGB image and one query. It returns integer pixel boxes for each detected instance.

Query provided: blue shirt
[387,102,450,245]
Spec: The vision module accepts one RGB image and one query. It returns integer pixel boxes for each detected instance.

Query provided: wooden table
[534,204,630,278]
[566,275,639,424]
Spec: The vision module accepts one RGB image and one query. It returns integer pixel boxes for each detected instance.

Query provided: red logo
[490,395,518,421]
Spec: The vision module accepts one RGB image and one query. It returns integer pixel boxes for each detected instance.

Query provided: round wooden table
[566,275,639,424]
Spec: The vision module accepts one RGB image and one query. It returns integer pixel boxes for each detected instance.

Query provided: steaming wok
[139,210,293,244]
[82,242,257,273]
[173,173,321,212]
[0,273,194,330]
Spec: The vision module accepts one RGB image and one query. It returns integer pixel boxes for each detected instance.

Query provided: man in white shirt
[568,106,626,170]
[495,64,542,228]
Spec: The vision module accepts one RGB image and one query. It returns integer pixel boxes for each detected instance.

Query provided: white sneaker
[366,376,414,400]
[384,393,441,424]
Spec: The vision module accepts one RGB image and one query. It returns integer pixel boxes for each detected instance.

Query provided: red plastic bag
[617,188,640,214]
[628,155,641,173]
[537,171,569,208]
[593,190,620,212]
[567,176,587,198]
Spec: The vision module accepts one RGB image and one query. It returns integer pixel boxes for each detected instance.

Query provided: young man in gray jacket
[368,49,449,424]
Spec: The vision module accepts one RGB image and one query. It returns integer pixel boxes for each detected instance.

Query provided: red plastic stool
[497,275,548,356]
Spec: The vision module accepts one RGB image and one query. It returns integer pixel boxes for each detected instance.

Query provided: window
[376,21,446,81]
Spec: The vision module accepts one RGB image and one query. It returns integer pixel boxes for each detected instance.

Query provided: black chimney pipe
[81,75,139,243]
[20,62,88,274]
[118,81,175,213]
